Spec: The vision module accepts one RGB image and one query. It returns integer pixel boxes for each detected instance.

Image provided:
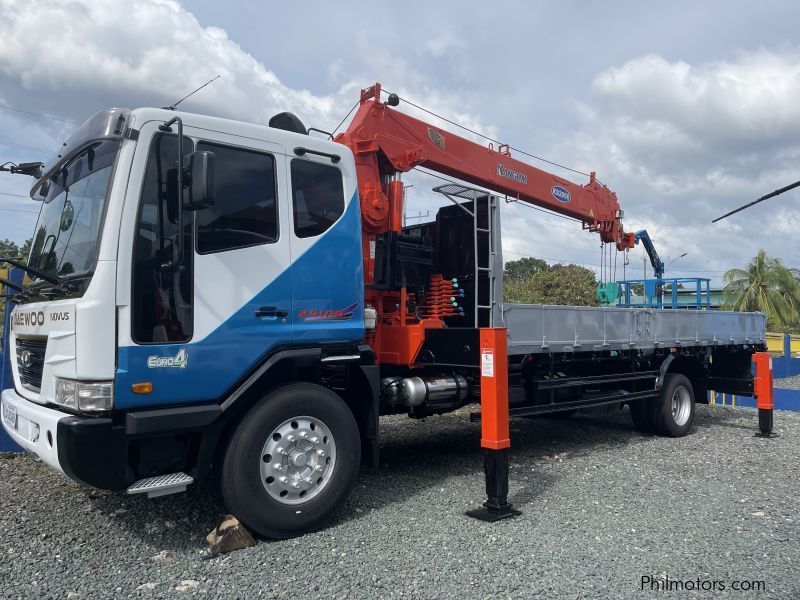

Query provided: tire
[654,373,695,437]
[219,382,361,539]
[629,397,657,433]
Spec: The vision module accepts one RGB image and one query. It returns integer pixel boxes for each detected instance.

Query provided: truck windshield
[27,140,119,281]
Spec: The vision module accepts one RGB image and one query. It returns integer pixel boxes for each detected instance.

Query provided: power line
[0,191,29,198]
[0,103,79,125]
[0,207,38,214]
[0,139,52,155]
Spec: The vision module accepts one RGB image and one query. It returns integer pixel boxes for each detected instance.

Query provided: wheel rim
[260,415,337,505]
[670,386,692,426]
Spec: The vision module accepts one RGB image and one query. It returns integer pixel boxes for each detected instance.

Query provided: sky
[0,0,798,285]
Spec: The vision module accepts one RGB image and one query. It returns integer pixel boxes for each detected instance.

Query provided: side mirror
[183,151,215,211]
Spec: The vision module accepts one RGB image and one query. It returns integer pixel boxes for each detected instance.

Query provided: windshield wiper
[0,256,62,285]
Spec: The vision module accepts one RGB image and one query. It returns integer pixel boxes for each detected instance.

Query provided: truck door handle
[255,306,288,318]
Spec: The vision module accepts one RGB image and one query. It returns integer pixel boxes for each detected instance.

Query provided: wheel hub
[260,416,336,505]
[671,385,691,426]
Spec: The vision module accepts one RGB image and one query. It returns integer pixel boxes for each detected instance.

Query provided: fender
[655,353,676,389]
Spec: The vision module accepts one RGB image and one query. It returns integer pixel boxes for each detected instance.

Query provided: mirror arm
[159,117,185,270]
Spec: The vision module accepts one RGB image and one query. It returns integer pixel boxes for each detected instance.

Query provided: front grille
[16,337,47,391]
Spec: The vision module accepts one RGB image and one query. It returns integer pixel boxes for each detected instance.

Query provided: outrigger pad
[755,408,778,438]
[468,448,521,522]
[466,502,522,523]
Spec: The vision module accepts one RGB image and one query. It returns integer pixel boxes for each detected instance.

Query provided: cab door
[116,124,292,408]
[188,135,293,399]
[287,152,364,345]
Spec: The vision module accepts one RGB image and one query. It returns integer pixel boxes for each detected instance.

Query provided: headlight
[55,378,114,412]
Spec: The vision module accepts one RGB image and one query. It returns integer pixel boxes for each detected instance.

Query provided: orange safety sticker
[481,348,494,378]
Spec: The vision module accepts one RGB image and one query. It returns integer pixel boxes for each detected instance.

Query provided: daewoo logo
[12,310,45,328]
[298,302,359,322]
[551,185,571,202]
[19,350,33,368]
[497,164,528,184]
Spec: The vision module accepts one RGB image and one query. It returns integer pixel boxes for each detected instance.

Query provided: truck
[0,83,773,538]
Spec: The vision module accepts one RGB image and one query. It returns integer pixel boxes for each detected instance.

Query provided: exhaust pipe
[382,374,469,408]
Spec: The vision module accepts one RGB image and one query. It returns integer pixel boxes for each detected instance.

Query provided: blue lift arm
[634,230,664,280]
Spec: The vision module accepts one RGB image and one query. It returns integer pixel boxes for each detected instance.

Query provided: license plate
[2,401,17,431]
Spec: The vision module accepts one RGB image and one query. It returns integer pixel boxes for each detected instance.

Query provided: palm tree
[722,250,800,330]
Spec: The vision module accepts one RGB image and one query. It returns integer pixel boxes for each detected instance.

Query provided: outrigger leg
[753,352,778,438]
[467,328,521,522]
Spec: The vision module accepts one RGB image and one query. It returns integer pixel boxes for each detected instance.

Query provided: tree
[722,249,800,331]
[504,257,548,283]
[19,237,32,263]
[0,237,33,339]
[0,239,22,261]
[503,258,598,306]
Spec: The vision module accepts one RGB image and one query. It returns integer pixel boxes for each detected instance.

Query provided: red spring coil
[418,274,462,320]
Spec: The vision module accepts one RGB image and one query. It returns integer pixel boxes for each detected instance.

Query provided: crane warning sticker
[481,348,494,378]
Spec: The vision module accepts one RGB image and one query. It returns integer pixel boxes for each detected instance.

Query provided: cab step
[126,472,194,498]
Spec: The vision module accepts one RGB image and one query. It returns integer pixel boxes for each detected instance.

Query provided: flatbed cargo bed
[503,304,766,355]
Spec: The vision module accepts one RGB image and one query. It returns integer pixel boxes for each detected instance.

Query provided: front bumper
[2,387,129,489]
[2,388,222,490]
[2,388,67,471]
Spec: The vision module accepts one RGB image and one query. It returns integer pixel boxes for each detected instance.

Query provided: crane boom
[634,230,665,280]
[337,83,635,250]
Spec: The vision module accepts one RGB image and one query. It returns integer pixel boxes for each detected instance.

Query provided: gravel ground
[1,404,798,599]
[775,375,800,390]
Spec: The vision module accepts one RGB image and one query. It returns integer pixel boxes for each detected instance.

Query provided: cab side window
[132,133,194,343]
[195,142,278,254]
[291,159,344,238]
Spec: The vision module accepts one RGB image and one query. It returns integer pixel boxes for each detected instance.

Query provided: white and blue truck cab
[2,107,375,538]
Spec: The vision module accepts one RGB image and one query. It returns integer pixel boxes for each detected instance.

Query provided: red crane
[336,83,635,365]
[337,83,634,245]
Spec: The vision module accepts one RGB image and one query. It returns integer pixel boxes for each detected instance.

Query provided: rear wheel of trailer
[219,382,361,539]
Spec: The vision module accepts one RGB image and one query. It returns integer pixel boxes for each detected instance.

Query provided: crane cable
[379,88,598,181]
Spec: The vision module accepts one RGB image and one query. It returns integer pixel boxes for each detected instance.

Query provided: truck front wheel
[219,382,361,539]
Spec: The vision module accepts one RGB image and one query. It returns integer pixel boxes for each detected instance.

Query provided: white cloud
[592,50,800,149]
[538,48,800,282]
[0,0,797,282]
[0,0,494,242]
[0,0,493,136]
[0,0,341,128]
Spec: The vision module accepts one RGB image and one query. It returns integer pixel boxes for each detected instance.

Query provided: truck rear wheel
[219,382,361,539]
[654,373,695,437]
